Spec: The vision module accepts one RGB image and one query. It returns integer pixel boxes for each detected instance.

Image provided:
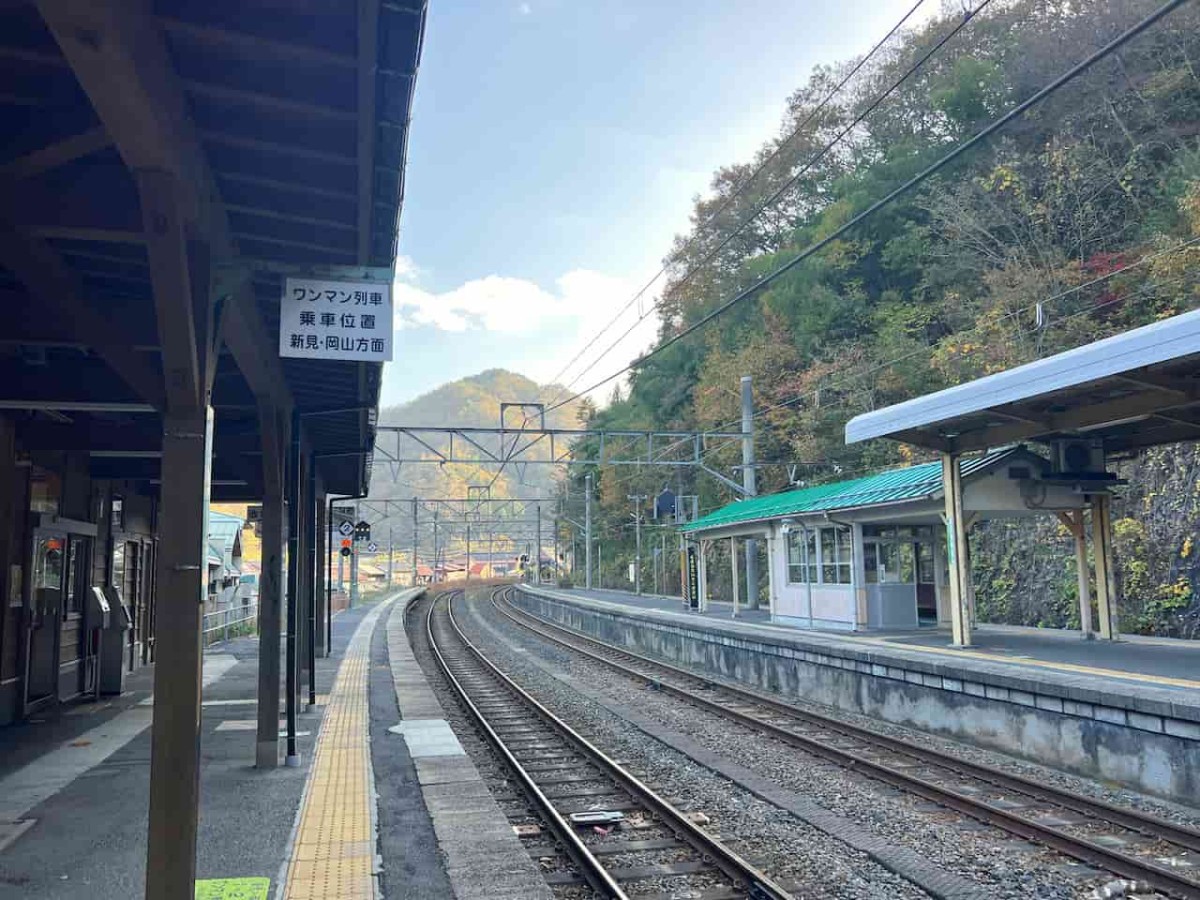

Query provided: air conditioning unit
[1052,438,1105,474]
[1045,438,1119,486]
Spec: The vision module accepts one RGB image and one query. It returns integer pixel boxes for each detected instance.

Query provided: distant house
[207,510,245,612]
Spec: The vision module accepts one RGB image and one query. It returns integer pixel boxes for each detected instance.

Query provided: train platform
[548,586,1200,693]
[0,591,425,900]
[515,584,1200,801]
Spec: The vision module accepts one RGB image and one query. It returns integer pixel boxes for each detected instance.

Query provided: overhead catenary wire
[546,0,988,409]
[586,240,1199,503]
[544,0,1192,416]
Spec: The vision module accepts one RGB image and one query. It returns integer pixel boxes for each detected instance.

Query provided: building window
[819,527,852,585]
[786,528,817,584]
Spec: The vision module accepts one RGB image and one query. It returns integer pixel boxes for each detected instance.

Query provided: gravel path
[461,589,1184,900]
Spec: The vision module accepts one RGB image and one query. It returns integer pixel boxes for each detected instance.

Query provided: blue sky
[384,0,933,407]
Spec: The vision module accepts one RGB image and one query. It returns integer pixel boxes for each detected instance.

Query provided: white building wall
[766,523,856,630]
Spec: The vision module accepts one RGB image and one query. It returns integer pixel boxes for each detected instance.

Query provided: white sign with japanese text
[279,277,393,361]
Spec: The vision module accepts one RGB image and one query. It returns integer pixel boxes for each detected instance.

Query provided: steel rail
[427,588,794,900]
[495,589,1200,899]
[419,590,625,899]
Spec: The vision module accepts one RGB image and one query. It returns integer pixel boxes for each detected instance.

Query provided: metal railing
[202,600,258,647]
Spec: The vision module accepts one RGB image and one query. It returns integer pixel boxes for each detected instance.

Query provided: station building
[684,306,1200,643]
[0,2,426,896]
[682,446,1093,631]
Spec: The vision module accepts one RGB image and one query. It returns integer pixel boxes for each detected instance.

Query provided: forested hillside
[369,370,581,557]
[562,0,1200,636]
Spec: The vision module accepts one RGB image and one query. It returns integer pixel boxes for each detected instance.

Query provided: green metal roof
[682,448,1018,533]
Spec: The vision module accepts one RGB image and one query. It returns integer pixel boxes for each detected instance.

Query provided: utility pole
[597,539,602,590]
[585,473,593,590]
[628,495,647,594]
[741,375,759,610]
[411,499,418,587]
[552,513,559,584]
[466,523,471,583]
[387,525,394,588]
[488,527,493,581]
[535,503,542,585]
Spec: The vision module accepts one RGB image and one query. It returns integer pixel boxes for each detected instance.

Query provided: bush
[557,578,574,589]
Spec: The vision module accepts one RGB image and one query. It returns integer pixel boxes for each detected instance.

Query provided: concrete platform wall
[514,588,1199,801]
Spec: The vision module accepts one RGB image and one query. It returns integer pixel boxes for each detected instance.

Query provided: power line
[545,0,1191,415]
[585,240,1199,501]
[548,0,988,408]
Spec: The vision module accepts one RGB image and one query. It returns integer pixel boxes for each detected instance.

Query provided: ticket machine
[95,586,132,695]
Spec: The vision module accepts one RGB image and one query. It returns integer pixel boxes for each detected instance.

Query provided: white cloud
[394,268,630,335]
[391,265,661,395]
[517,2,531,14]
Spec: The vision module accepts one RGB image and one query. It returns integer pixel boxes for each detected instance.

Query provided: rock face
[972,444,1200,638]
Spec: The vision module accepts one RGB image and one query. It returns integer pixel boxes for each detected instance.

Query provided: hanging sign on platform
[279,277,393,361]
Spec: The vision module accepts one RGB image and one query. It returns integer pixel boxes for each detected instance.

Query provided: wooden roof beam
[37,1,222,241]
[0,126,111,179]
[157,17,357,68]
[0,223,165,408]
[357,0,380,263]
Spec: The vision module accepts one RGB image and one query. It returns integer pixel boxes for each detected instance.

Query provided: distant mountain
[364,370,582,557]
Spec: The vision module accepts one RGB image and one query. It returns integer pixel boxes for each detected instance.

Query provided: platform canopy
[845,308,1200,454]
[0,0,427,497]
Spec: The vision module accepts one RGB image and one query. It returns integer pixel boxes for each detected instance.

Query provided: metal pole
[535,503,542,585]
[433,506,440,584]
[285,409,300,766]
[387,526,394,588]
[741,376,759,610]
[553,514,559,584]
[597,539,602,590]
[488,527,493,580]
[585,473,593,590]
[325,496,333,657]
[306,456,317,707]
[349,499,359,609]
[628,496,648,595]
[412,498,418,587]
[337,541,344,591]
[466,523,471,583]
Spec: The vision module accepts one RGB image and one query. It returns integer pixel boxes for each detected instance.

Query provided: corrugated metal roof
[845,308,1200,447]
[682,448,1016,533]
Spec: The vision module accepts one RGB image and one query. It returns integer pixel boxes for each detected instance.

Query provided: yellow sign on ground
[195,877,271,900]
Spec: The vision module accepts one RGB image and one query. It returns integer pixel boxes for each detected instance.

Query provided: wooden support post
[255,406,285,769]
[1057,510,1093,639]
[144,407,212,899]
[940,453,972,647]
[1092,494,1118,640]
[730,536,739,618]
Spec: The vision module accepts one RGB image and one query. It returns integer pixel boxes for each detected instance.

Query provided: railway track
[493,587,1200,900]
[416,589,794,900]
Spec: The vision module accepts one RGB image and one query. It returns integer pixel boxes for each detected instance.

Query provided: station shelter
[681,446,1092,632]
[0,2,426,897]
[844,306,1200,647]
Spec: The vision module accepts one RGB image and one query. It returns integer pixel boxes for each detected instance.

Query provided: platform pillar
[730,537,739,617]
[256,405,286,768]
[145,406,212,900]
[1058,510,1093,639]
[1092,494,1118,640]
[763,530,777,617]
[940,453,972,647]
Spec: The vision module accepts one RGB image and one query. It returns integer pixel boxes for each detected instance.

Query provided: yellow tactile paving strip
[283,600,396,900]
